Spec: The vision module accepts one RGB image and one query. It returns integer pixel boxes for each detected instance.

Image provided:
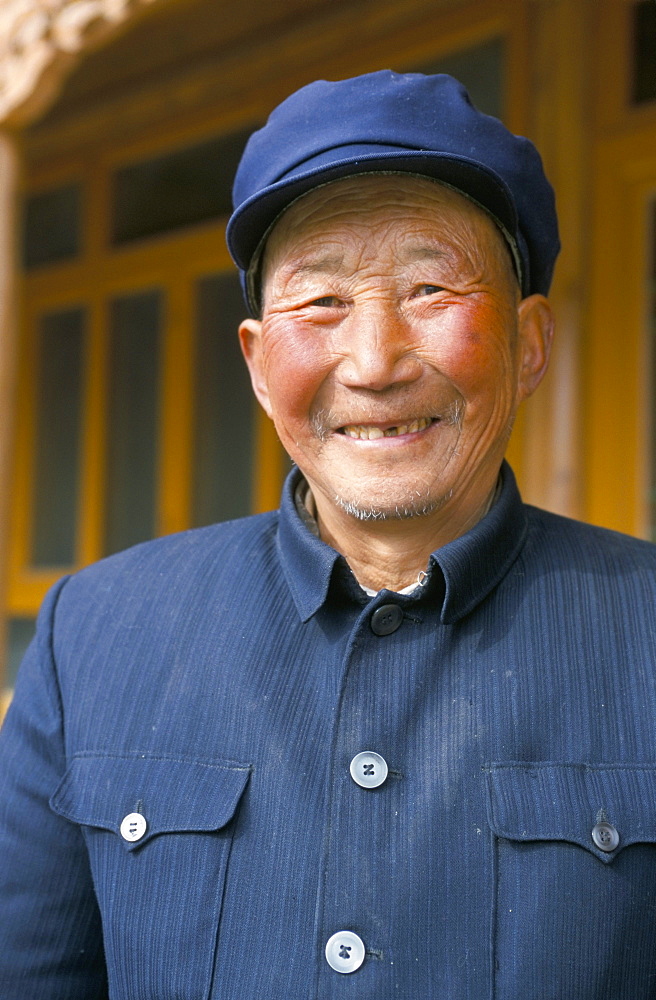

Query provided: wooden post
[519,0,594,519]
[0,128,19,707]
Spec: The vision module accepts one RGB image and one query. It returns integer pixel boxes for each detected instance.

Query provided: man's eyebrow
[280,254,345,280]
[400,243,456,263]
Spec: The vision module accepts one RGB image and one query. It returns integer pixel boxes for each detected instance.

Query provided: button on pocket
[591,821,620,852]
[120,812,147,842]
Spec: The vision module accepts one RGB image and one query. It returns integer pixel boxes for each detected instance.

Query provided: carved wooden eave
[0,0,167,128]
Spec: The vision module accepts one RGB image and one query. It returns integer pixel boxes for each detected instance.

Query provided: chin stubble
[333,489,454,522]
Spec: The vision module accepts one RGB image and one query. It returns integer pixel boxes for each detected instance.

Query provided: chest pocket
[486,762,656,1000]
[51,753,251,1000]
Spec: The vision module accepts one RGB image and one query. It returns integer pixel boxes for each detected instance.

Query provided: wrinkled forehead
[255,173,520,304]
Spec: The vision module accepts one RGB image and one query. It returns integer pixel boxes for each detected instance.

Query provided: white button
[325,930,366,973]
[120,812,147,842]
[350,751,388,789]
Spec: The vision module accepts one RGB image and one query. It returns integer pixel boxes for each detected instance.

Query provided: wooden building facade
[0,0,655,700]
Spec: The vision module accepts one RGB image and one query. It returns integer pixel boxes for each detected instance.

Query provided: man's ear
[239,318,273,418]
[515,294,554,401]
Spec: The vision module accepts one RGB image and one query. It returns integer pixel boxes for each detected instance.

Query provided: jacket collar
[277,461,528,624]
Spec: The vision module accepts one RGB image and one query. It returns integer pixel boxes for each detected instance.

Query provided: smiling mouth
[338,416,436,440]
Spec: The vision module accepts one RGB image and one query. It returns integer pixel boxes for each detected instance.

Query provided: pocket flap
[486,762,656,862]
[50,753,252,851]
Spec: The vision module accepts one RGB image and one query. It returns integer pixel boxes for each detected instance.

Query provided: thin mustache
[310,398,464,441]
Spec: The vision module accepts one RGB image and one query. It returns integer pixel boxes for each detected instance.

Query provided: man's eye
[309,295,342,307]
[414,284,444,296]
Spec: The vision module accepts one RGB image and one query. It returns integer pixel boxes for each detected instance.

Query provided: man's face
[240,175,551,527]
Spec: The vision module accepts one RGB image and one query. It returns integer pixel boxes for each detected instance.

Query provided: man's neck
[307,480,500,593]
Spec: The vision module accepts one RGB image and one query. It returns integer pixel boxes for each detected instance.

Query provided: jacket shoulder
[59,510,280,608]
[523,504,656,569]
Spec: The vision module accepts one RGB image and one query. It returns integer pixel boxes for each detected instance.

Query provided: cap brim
[226,146,518,273]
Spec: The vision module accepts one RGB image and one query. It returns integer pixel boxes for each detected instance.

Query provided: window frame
[9,146,282,616]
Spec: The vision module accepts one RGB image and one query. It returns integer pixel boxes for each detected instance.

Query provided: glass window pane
[414,36,504,120]
[633,1,656,105]
[104,290,161,555]
[31,307,85,566]
[111,128,252,245]
[192,273,253,526]
[6,617,37,688]
[23,183,81,269]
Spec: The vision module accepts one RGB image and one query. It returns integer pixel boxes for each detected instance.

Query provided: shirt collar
[276,461,528,624]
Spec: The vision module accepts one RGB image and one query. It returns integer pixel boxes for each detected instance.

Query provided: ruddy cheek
[441,308,514,392]
[263,329,331,423]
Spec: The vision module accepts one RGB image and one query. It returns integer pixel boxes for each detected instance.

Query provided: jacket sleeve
[0,577,108,999]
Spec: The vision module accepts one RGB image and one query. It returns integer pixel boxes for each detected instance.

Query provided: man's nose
[336,302,422,391]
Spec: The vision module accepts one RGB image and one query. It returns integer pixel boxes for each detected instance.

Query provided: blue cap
[227,70,560,312]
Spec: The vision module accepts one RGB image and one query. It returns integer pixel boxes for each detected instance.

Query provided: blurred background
[0,0,654,702]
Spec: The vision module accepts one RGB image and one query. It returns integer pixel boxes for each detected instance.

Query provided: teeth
[342,417,432,439]
[343,425,384,440]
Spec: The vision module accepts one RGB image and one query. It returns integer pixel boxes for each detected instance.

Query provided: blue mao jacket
[3,463,656,999]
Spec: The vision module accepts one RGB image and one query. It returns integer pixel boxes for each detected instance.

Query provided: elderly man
[2,70,656,999]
